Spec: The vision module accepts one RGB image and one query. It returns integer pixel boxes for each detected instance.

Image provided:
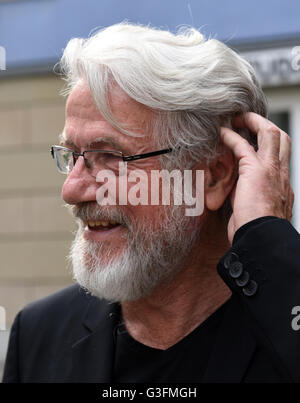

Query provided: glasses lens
[85,151,125,177]
[54,147,73,174]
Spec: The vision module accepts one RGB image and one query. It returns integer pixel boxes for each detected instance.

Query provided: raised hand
[220,112,294,244]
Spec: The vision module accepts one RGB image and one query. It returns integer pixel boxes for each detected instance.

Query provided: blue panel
[0,0,300,69]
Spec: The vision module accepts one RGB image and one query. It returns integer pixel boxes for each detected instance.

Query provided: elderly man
[3,23,298,383]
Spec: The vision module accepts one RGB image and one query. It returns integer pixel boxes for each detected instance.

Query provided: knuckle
[283,132,291,143]
[280,130,291,142]
[284,169,290,180]
[281,194,287,204]
[240,137,252,148]
[280,162,290,172]
[266,123,281,136]
[281,130,289,137]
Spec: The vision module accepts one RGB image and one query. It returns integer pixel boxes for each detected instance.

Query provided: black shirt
[113,299,229,383]
[113,217,278,383]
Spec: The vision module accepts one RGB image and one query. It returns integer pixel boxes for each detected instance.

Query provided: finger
[220,126,256,161]
[233,112,281,162]
[233,112,275,132]
[279,131,291,173]
[289,187,295,220]
[284,185,294,221]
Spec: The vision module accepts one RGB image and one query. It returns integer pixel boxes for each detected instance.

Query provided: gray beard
[69,204,200,302]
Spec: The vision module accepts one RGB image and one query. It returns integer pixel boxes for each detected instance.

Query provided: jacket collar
[67,292,120,383]
[65,290,256,383]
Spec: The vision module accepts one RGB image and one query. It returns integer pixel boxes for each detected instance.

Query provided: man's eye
[105,153,121,161]
[62,154,70,164]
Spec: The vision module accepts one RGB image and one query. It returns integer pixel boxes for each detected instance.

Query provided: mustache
[66,202,132,228]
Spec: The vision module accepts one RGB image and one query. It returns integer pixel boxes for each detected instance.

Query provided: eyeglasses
[50,145,173,177]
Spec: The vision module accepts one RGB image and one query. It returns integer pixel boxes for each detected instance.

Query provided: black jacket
[3,217,300,382]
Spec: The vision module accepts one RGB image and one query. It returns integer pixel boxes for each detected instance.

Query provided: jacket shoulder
[21,284,90,324]
[3,284,101,383]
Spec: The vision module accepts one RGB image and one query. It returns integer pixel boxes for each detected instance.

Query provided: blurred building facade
[0,73,76,378]
[0,0,300,379]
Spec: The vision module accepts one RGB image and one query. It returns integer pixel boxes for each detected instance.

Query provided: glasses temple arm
[123,148,173,162]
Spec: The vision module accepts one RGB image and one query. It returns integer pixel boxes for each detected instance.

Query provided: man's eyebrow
[85,137,129,152]
[59,134,130,154]
[59,131,71,146]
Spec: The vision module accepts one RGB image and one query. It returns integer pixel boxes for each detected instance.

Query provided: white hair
[60,22,267,168]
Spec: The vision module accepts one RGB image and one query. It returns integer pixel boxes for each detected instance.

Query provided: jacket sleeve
[2,311,21,383]
[218,217,300,382]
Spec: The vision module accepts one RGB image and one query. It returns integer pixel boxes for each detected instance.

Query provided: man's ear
[203,147,237,211]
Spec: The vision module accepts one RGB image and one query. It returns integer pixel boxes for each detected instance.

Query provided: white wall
[0,331,9,382]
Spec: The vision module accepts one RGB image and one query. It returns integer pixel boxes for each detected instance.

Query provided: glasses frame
[50,145,173,175]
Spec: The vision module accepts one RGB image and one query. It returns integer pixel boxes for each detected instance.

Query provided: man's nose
[62,156,97,205]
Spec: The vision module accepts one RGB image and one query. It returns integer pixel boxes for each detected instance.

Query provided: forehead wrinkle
[68,81,152,135]
[64,82,155,153]
[66,82,100,119]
